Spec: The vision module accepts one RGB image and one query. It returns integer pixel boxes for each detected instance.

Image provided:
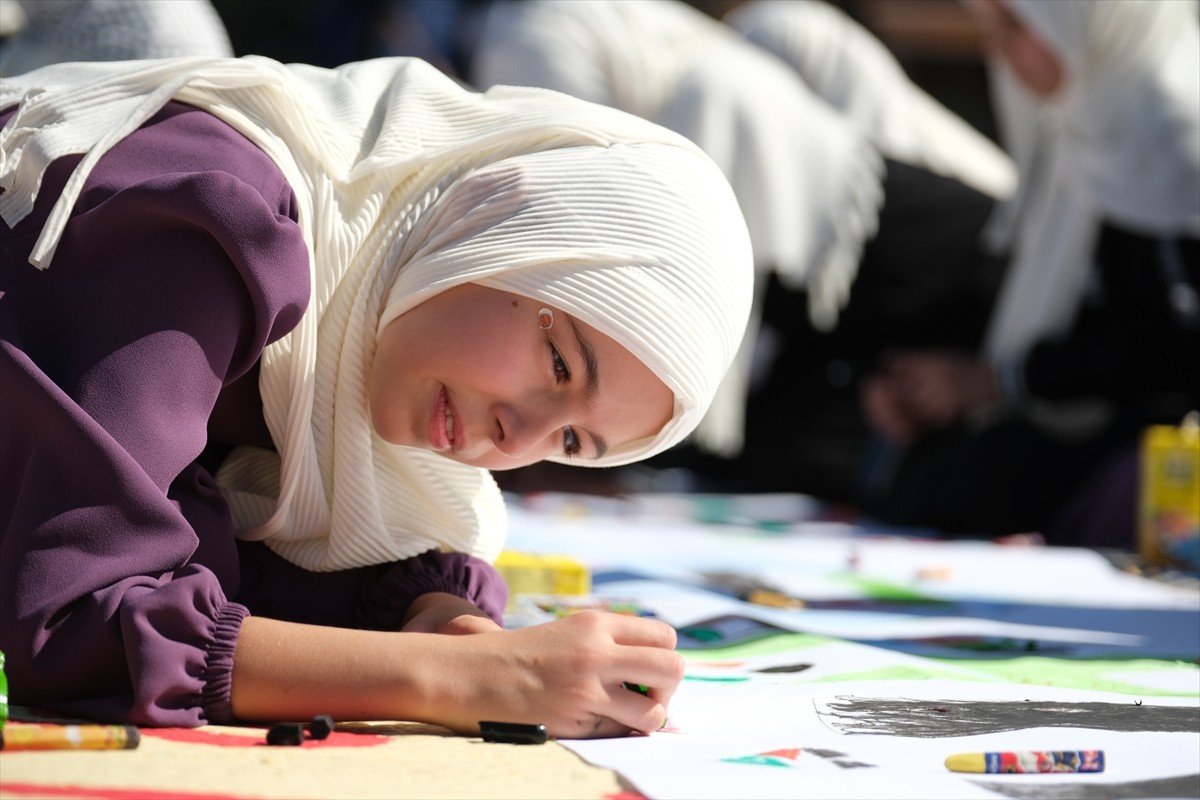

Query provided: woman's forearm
[230,616,459,726]
[230,611,684,739]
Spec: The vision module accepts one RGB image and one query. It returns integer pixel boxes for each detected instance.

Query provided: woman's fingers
[862,375,916,442]
[562,676,673,738]
[462,611,684,740]
[608,652,683,712]
[549,613,682,737]
[603,681,668,736]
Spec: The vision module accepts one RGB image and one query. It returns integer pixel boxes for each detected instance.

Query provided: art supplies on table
[479,721,548,745]
[944,750,1105,774]
[503,594,655,629]
[0,724,140,752]
[1139,412,1200,571]
[675,614,791,650]
[494,550,591,601]
[0,649,7,729]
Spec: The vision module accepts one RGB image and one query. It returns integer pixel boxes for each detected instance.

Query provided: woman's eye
[562,426,581,456]
[550,342,571,383]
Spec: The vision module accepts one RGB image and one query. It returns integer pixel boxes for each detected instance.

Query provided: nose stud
[537,307,554,331]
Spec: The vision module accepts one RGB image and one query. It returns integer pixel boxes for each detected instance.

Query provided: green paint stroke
[721,755,793,767]
[809,665,991,684]
[836,573,945,602]
[934,656,1200,697]
[678,632,830,660]
[803,657,1199,698]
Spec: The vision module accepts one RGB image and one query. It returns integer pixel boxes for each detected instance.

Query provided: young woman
[0,55,752,738]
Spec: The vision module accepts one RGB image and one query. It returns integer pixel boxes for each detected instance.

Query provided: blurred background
[3,0,1196,564]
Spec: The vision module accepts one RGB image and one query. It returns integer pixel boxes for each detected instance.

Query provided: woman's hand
[400,592,502,635]
[863,350,999,440]
[439,611,683,739]
[861,371,920,444]
[886,350,999,428]
[231,612,681,741]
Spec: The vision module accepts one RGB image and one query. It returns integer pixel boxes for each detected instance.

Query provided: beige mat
[0,720,640,800]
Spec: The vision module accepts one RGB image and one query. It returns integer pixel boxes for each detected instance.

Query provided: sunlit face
[369,284,675,470]
[968,0,1064,98]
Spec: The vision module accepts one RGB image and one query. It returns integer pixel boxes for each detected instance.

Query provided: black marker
[478,720,548,745]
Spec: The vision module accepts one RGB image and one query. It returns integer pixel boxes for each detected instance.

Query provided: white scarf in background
[727,0,1016,201]
[0,56,752,570]
[473,0,883,455]
[983,0,1200,363]
[0,0,233,76]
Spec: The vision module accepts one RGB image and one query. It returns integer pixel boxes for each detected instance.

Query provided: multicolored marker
[945,750,1105,774]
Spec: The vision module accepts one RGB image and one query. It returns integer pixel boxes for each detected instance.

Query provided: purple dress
[0,102,507,727]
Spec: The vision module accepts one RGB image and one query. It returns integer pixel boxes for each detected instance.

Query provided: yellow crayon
[0,724,140,752]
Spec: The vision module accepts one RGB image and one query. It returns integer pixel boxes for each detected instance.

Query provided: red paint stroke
[602,792,648,800]
[761,748,801,761]
[694,661,744,668]
[141,728,387,748]
[0,783,258,800]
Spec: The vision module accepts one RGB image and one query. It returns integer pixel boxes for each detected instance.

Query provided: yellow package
[1139,413,1200,570]
[494,550,591,599]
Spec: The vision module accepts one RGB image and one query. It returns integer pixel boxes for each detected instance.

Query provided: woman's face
[968,0,1064,98]
[369,284,674,470]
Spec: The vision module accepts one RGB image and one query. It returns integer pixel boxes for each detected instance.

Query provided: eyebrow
[564,316,607,459]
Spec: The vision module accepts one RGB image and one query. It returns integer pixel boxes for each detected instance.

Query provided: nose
[491,399,563,461]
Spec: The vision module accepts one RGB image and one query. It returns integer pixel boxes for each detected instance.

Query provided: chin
[432,449,492,469]
[458,454,539,471]
[483,462,525,472]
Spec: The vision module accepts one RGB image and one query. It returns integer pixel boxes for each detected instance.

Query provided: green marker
[0,650,8,729]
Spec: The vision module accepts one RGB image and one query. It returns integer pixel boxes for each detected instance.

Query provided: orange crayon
[0,724,140,752]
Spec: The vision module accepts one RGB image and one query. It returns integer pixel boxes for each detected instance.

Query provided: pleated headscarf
[473,0,883,455]
[981,0,1200,362]
[0,56,753,570]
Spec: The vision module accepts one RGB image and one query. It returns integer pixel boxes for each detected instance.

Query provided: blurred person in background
[0,0,232,75]
[856,0,1200,549]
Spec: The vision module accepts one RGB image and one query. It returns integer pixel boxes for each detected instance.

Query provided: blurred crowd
[3,0,1197,552]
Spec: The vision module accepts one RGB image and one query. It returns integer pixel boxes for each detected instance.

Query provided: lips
[429,386,456,451]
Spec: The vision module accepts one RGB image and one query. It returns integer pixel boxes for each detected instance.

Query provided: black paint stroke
[816,697,1200,737]
[754,663,812,674]
[972,772,1199,799]
[804,748,846,758]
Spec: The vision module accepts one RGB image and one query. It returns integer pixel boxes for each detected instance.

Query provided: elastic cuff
[201,602,251,724]
[356,551,508,629]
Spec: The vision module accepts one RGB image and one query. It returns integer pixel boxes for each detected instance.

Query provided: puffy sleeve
[233,543,509,630]
[0,103,310,726]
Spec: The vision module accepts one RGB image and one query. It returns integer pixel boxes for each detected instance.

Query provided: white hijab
[983,0,1200,362]
[726,0,1016,200]
[0,56,752,570]
[472,0,883,455]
